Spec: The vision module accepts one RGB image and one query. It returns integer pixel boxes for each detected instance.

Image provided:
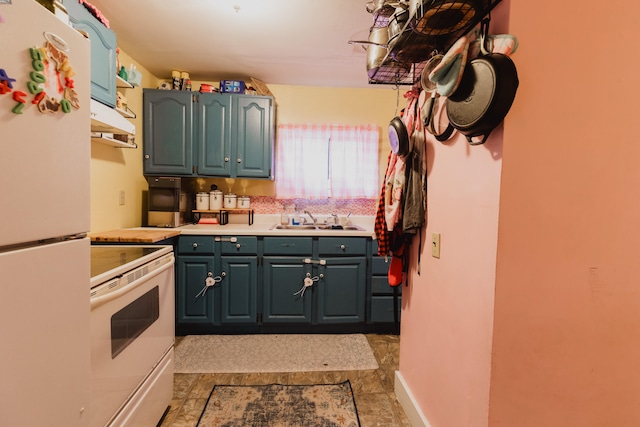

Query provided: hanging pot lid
[420,53,443,92]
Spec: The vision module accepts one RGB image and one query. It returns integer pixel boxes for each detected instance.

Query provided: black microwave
[147,177,191,227]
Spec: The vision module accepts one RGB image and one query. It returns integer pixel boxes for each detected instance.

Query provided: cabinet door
[66,0,116,107]
[197,93,232,176]
[317,257,367,324]
[234,96,273,178]
[220,256,258,324]
[143,90,194,176]
[263,257,313,324]
[176,256,219,325]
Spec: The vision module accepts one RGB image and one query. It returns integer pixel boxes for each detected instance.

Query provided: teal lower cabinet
[370,242,401,333]
[262,237,313,324]
[176,236,219,332]
[262,257,313,323]
[177,255,219,325]
[218,236,258,324]
[220,256,258,324]
[316,257,367,324]
[175,234,397,334]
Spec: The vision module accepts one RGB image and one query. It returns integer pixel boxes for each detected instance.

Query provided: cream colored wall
[91,69,398,231]
[89,50,159,232]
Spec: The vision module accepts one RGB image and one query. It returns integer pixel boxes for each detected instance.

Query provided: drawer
[317,237,367,256]
[218,236,257,254]
[371,277,403,295]
[178,236,214,254]
[263,237,313,255]
[371,256,390,275]
[370,295,402,323]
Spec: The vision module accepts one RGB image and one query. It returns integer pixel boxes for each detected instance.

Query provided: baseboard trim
[394,370,431,427]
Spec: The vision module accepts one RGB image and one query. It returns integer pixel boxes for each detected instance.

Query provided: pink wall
[489,1,640,425]
[398,4,510,425]
[399,0,640,426]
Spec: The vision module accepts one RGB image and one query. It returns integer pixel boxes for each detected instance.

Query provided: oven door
[90,253,175,427]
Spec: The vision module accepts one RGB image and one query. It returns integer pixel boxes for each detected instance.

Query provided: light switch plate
[431,233,441,258]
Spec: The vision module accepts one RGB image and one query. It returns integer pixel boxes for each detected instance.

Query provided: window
[275,124,379,199]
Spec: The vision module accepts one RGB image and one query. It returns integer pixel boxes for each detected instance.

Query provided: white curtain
[276,123,379,199]
[330,124,379,199]
[276,124,330,199]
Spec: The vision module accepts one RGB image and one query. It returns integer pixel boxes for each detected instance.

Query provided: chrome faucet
[303,210,317,224]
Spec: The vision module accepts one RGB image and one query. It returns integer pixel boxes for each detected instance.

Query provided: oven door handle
[90,257,175,310]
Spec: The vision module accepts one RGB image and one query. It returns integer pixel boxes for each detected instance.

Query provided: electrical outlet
[119,190,125,206]
[431,233,441,258]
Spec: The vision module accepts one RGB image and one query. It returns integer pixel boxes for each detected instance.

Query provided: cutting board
[89,229,181,243]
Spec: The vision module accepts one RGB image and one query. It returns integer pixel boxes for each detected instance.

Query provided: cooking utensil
[420,54,445,138]
[389,116,409,157]
[445,19,519,145]
[349,26,390,78]
[411,0,479,36]
[387,4,410,49]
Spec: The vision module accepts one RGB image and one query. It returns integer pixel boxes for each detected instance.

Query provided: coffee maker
[146,177,192,227]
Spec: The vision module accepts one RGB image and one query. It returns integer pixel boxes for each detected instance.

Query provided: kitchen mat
[196,381,360,427]
[174,334,378,373]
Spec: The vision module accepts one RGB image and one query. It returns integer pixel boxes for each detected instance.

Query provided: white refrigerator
[0,1,92,426]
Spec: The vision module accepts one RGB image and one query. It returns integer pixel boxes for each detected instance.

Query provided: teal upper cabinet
[198,94,232,176]
[65,0,117,107]
[198,93,274,178]
[143,90,274,178]
[143,90,194,176]
[234,96,274,178]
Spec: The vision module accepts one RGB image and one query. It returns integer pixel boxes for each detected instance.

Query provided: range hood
[90,99,136,147]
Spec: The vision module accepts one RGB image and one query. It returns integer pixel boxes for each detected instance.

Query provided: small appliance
[147,177,192,227]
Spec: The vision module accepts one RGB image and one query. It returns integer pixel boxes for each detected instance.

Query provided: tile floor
[159,334,410,427]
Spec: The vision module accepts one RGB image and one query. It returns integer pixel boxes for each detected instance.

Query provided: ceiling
[87,0,379,89]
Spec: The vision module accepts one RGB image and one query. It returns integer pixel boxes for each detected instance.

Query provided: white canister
[223,193,237,209]
[209,190,223,210]
[238,196,251,209]
[195,192,209,210]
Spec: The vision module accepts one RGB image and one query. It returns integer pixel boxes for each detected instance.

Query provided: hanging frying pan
[389,116,409,157]
[445,19,519,145]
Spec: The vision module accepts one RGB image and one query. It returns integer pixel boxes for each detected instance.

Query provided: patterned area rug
[197,381,360,427]
[174,334,378,373]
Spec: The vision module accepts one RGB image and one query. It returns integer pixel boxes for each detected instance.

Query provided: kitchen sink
[271,224,366,231]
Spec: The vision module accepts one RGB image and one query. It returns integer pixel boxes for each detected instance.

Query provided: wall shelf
[116,75,133,88]
[91,132,137,149]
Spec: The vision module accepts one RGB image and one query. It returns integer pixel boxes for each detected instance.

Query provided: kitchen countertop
[127,214,376,238]
[89,228,181,243]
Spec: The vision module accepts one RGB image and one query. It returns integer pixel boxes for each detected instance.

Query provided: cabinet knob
[144,154,150,159]
[340,244,346,251]
[224,157,229,162]
[192,242,198,248]
[237,158,242,163]
[236,243,241,249]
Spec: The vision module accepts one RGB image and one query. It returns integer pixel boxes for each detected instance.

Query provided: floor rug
[197,381,360,427]
[174,334,378,373]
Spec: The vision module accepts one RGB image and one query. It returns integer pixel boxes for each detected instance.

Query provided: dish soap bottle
[291,205,301,225]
